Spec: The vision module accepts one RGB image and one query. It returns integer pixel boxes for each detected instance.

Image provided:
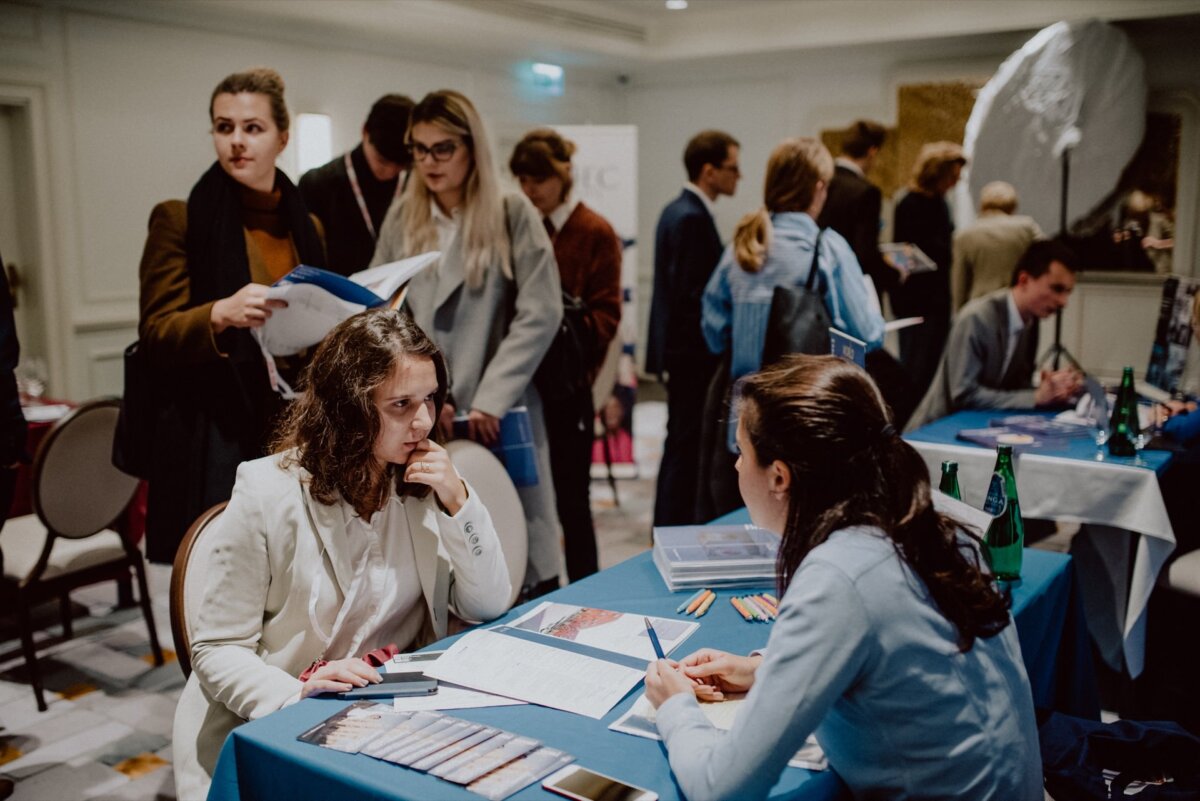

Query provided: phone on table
[542,764,658,801]
[337,671,438,699]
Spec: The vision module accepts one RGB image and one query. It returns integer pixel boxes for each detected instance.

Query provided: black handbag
[534,291,596,403]
[761,229,832,365]
[111,340,155,479]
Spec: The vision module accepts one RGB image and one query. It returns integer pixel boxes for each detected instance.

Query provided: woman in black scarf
[137,67,324,563]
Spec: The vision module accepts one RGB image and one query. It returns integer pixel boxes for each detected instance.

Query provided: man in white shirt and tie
[906,239,1082,431]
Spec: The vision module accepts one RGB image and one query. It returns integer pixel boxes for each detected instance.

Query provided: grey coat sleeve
[655,564,872,801]
[470,196,563,418]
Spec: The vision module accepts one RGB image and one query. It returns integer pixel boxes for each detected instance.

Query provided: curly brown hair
[738,354,1010,652]
[272,308,448,514]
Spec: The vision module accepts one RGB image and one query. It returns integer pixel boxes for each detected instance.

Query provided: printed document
[257,251,438,356]
[426,603,698,719]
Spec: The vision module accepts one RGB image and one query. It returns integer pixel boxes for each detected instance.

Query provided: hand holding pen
[644,618,723,703]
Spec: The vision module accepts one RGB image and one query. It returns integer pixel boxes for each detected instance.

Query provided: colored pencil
[762,593,779,607]
[753,594,782,618]
[676,588,709,614]
[745,596,771,621]
[742,595,771,621]
[684,589,712,615]
[694,591,717,618]
[729,597,754,621]
[749,594,778,618]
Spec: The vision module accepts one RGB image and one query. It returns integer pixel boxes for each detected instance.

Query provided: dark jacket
[0,252,26,467]
[646,189,723,376]
[299,145,399,276]
[818,164,900,296]
[137,194,323,563]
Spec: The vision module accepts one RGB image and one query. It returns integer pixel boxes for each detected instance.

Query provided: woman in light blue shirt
[645,355,1042,801]
[701,138,885,385]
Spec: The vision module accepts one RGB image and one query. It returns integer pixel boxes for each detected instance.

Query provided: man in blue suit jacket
[647,130,740,526]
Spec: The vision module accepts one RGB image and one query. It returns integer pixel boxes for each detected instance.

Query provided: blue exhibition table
[207,537,1093,801]
[904,408,1173,475]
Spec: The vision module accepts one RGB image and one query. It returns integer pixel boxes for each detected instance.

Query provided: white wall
[0,4,626,400]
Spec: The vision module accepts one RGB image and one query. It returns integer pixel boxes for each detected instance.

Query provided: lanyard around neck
[344,151,377,241]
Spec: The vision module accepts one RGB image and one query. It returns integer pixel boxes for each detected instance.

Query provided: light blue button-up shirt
[701,212,885,384]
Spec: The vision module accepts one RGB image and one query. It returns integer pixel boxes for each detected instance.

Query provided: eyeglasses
[406,139,465,163]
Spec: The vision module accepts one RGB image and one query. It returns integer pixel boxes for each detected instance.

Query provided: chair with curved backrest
[446,440,526,609]
[0,398,164,711]
[169,501,227,679]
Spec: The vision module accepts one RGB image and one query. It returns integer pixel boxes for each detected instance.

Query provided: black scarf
[186,161,324,300]
[182,163,325,429]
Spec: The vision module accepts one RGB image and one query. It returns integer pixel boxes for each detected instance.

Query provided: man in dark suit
[817,120,901,303]
[299,94,412,275]
[647,130,740,526]
[906,239,1082,431]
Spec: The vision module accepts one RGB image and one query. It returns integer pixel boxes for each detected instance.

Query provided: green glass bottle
[1107,366,1140,457]
[983,445,1024,581]
[938,460,962,500]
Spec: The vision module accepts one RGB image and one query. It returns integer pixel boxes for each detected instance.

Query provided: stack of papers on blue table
[652,524,780,591]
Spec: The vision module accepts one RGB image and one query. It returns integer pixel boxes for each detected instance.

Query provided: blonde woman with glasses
[371,90,563,598]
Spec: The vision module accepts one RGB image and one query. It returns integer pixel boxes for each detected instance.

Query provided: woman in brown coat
[137,68,325,563]
[509,128,622,582]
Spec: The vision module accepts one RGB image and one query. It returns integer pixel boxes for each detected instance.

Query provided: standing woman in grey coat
[372,89,563,597]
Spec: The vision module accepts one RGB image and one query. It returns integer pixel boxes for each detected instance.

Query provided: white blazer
[172,453,510,800]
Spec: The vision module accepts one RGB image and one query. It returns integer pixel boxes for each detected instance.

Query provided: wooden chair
[169,501,227,679]
[446,440,526,609]
[0,398,163,711]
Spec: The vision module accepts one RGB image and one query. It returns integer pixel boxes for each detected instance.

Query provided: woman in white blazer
[371,89,563,598]
[172,309,511,800]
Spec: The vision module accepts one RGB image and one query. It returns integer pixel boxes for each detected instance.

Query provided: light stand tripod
[1038,147,1082,371]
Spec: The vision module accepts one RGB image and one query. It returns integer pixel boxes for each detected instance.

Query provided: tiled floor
[0,401,669,800]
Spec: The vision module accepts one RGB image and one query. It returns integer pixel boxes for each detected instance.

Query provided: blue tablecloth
[905,408,1173,475]
[208,542,1091,801]
[904,409,1176,678]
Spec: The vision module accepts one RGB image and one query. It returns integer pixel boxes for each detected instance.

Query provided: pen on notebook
[644,617,666,660]
[677,588,708,614]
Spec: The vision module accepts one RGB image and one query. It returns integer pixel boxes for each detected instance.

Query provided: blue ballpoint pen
[644,617,666,660]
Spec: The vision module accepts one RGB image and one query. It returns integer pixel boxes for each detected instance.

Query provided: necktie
[543,217,556,240]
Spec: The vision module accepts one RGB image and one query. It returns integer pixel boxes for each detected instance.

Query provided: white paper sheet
[426,628,646,719]
[257,251,438,356]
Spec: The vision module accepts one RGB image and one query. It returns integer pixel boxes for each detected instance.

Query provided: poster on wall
[1145,276,1199,393]
[554,125,639,478]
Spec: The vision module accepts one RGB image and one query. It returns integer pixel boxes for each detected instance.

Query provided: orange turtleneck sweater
[239,184,298,282]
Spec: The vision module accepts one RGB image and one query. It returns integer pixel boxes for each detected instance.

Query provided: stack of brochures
[652,524,781,592]
[298,702,574,801]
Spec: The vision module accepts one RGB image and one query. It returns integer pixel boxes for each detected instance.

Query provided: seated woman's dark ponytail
[739,355,1010,652]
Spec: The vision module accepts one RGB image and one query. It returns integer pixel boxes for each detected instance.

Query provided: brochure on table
[298,702,574,801]
[257,251,439,356]
[426,602,699,719]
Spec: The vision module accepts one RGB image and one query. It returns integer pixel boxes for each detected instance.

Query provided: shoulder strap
[805,228,825,291]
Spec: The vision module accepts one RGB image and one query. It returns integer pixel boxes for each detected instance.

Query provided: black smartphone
[337,672,438,699]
